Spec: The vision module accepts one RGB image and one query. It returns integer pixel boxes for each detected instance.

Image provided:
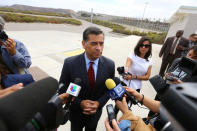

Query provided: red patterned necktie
[88,62,95,90]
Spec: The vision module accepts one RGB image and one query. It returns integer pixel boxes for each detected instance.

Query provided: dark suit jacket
[159,36,189,60]
[59,53,115,113]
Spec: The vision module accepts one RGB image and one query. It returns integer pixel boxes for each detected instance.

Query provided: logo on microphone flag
[107,84,125,100]
[66,83,81,97]
[70,85,77,92]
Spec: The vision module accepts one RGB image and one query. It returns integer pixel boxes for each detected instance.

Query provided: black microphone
[0,77,58,131]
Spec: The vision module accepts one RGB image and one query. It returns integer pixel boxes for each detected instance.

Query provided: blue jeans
[1,74,34,88]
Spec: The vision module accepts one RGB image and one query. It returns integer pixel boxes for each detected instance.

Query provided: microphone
[62,78,82,124]
[66,78,81,97]
[105,78,125,100]
[0,77,58,131]
[105,77,137,104]
[65,78,81,104]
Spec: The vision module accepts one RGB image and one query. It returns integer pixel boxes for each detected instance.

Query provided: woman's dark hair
[134,37,152,61]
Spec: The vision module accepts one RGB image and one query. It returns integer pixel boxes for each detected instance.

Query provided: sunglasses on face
[139,44,151,48]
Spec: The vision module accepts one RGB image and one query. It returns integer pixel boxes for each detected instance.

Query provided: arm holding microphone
[104,78,160,131]
[58,93,70,104]
[125,87,160,113]
[113,96,155,131]
[60,72,96,116]
[104,96,156,131]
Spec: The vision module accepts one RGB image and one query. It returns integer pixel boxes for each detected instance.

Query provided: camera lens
[0,31,8,42]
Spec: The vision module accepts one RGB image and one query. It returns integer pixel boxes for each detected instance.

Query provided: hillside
[2,4,78,17]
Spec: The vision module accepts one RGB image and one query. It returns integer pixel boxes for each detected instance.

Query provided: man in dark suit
[159,30,189,77]
[59,27,115,131]
[182,33,197,56]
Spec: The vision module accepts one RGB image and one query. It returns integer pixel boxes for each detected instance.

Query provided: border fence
[78,12,170,33]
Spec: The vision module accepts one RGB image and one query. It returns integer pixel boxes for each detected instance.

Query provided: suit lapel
[171,37,176,45]
[79,53,90,88]
[94,57,104,91]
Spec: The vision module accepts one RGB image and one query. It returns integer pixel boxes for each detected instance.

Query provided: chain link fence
[78,12,170,33]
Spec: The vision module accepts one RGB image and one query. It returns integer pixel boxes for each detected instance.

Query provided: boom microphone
[0,77,58,131]
[105,77,137,104]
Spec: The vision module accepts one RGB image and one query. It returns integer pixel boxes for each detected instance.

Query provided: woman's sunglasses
[139,44,151,48]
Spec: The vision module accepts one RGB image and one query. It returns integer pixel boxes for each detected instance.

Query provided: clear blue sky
[0,0,196,20]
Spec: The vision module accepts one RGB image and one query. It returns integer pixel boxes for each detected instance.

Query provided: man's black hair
[83,26,104,42]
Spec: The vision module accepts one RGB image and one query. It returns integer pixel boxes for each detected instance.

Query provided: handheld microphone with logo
[66,78,82,103]
[62,78,82,124]
[105,77,137,104]
[105,78,125,100]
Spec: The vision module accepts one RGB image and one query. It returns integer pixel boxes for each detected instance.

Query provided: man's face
[189,35,197,43]
[82,34,104,61]
[176,31,183,38]
[187,49,197,60]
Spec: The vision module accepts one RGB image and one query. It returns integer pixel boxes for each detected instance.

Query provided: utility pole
[142,2,148,20]
[91,8,93,23]
[141,2,148,29]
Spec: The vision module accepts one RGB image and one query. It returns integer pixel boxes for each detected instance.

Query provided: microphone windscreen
[105,79,116,90]
[0,77,58,131]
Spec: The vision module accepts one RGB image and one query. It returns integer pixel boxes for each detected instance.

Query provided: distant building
[167,6,197,39]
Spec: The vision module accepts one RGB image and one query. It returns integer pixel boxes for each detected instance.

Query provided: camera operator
[148,46,197,118]
[0,78,74,131]
[165,45,197,84]
[105,87,160,131]
[0,16,33,89]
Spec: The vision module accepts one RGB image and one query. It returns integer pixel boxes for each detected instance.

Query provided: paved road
[5,20,126,38]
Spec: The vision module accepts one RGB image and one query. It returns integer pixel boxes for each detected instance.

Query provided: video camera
[117,66,132,77]
[21,80,82,131]
[0,30,8,42]
[167,57,197,82]
[150,57,197,95]
[21,93,67,131]
[0,77,73,131]
[150,76,197,131]
[149,57,197,131]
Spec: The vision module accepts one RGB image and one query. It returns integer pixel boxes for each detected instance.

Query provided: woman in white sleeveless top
[123,37,152,92]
